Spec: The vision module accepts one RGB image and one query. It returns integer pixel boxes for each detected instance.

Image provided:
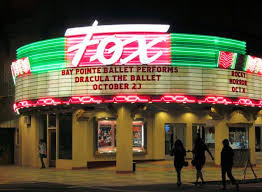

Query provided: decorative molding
[251,109,262,121]
[226,123,253,128]
[226,109,250,121]
[75,109,92,121]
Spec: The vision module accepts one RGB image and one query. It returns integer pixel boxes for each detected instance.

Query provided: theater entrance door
[48,129,56,167]
[165,123,186,156]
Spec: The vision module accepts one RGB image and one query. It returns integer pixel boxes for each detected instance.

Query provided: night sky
[0,0,262,120]
[1,0,262,58]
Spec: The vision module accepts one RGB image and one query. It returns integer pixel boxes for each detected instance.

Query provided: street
[1,182,262,192]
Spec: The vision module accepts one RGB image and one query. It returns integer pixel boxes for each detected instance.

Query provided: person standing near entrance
[171,139,186,187]
[192,133,214,185]
[38,139,47,169]
[221,139,239,191]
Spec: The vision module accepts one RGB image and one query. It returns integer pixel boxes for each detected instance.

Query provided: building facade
[11,22,262,171]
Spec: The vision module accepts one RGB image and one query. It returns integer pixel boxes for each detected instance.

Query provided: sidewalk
[0,159,262,188]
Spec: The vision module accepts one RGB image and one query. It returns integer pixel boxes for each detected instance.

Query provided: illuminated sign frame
[14,21,246,75]
[14,21,262,115]
[13,95,262,114]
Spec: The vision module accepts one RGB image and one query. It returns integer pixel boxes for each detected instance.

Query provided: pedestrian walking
[221,139,239,191]
[171,139,187,187]
[192,133,214,185]
[38,139,47,169]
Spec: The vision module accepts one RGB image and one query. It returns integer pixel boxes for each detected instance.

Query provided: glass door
[255,126,262,162]
[192,124,215,163]
[165,123,186,155]
[48,129,56,167]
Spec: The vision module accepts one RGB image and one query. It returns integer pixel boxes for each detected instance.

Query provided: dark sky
[1,0,262,57]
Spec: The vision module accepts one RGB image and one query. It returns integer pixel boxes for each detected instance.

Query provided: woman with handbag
[38,139,47,169]
[192,134,214,185]
[171,139,187,187]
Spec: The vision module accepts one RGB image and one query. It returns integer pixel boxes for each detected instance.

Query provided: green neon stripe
[171,33,246,54]
[30,52,65,64]
[16,33,247,73]
[171,62,216,68]
[17,37,66,73]
[17,37,65,57]
[170,45,219,68]
[31,63,66,72]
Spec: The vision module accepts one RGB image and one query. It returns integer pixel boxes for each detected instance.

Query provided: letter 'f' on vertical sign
[68,20,99,67]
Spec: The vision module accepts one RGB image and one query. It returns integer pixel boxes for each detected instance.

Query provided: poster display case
[97,120,145,154]
[132,121,144,152]
[97,120,116,153]
[229,127,249,149]
[229,127,249,167]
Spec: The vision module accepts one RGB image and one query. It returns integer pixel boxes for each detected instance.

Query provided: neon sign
[11,57,31,83]
[13,95,260,113]
[245,55,262,75]
[14,24,247,74]
[13,22,256,112]
[218,51,236,69]
[65,20,171,67]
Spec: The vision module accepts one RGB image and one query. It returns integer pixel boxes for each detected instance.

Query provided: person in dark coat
[221,139,239,190]
[193,133,214,185]
[171,139,186,186]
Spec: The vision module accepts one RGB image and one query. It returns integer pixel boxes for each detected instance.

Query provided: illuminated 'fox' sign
[65,20,171,67]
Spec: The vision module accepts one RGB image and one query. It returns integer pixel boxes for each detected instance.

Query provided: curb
[199,178,262,185]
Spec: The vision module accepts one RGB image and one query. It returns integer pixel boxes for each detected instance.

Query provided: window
[229,127,249,149]
[16,128,19,145]
[48,114,56,127]
[59,113,72,159]
[39,115,47,143]
[255,126,261,152]
[192,124,215,149]
[165,123,186,155]
[205,127,215,148]
[192,124,205,145]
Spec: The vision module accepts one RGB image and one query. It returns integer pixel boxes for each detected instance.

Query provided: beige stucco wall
[71,108,155,169]
[213,109,256,165]
[153,111,210,159]
[20,115,47,168]
[19,105,258,169]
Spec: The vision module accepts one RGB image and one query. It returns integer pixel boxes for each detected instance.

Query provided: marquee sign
[14,21,262,113]
[66,20,170,67]
[15,65,257,101]
[13,65,262,113]
[14,21,247,77]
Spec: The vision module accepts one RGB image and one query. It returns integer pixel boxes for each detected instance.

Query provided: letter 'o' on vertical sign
[95,36,123,65]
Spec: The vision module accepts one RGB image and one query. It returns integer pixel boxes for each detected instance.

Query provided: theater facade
[12,21,262,171]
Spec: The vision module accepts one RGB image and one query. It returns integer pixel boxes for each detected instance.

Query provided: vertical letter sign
[65,20,171,67]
